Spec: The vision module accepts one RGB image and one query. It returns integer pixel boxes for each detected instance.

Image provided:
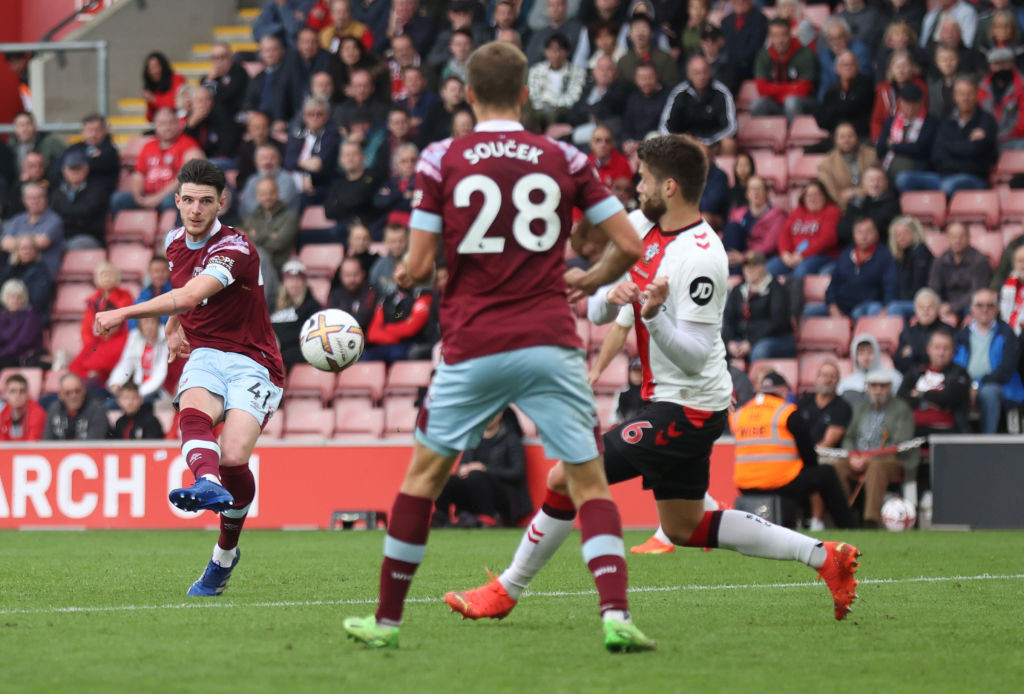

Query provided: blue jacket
[954,319,1024,402]
[826,244,899,315]
[931,108,998,179]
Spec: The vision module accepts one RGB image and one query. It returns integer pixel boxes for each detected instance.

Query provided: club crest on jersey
[643,242,660,263]
[412,189,423,208]
[191,266,204,278]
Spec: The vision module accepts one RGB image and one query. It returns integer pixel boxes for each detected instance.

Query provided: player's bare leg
[344,441,455,649]
[170,387,234,514]
[187,408,262,597]
[658,499,860,620]
[631,493,721,554]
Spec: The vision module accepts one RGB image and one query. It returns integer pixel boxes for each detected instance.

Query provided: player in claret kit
[343,40,655,652]
[94,159,284,596]
[446,134,862,626]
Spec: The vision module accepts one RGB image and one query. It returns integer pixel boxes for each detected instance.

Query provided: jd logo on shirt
[690,277,714,305]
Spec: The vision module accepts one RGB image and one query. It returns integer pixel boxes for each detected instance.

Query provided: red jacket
[777,204,841,258]
[145,73,185,122]
[978,70,1024,143]
[754,38,814,103]
[588,149,633,188]
[871,78,928,141]
[0,399,46,441]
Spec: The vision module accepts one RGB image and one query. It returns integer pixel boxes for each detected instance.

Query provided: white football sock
[212,543,237,568]
[499,509,574,600]
[653,525,671,545]
[717,510,826,567]
[201,473,221,484]
[703,492,720,511]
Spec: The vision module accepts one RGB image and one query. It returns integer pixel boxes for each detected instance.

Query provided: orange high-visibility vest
[731,393,802,489]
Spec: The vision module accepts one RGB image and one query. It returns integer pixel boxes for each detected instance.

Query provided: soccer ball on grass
[299,309,365,372]
[880,496,917,532]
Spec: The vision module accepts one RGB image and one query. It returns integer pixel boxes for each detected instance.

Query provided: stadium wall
[0,441,741,529]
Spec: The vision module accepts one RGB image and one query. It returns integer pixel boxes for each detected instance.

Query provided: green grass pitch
[2,528,1023,693]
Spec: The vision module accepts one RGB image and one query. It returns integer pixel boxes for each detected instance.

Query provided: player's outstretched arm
[639,277,717,374]
[587,321,630,385]
[94,274,224,336]
[566,210,642,300]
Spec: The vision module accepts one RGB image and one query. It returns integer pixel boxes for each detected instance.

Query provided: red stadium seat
[158,208,179,236]
[804,4,832,27]
[1002,224,1023,246]
[333,400,385,438]
[797,317,852,355]
[282,400,334,438]
[49,323,84,361]
[110,210,159,246]
[948,190,1000,229]
[58,248,107,282]
[900,191,947,228]
[748,358,798,389]
[852,315,905,355]
[971,232,1005,270]
[298,243,345,279]
[334,361,386,403]
[715,155,736,186]
[108,243,153,283]
[383,398,419,438]
[737,116,788,153]
[789,154,827,190]
[593,353,629,395]
[41,368,68,397]
[51,283,95,321]
[384,360,434,397]
[924,230,949,258]
[1001,190,1024,223]
[994,150,1024,183]
[0,367,44,400]
[787,116,829,148]
[751,152,788,192]
[300,205,333,230]
[803,274,830,303]
[119,136,152,170]
[285,363,335,403]
[262,410,285,439]
[735,80,760,111]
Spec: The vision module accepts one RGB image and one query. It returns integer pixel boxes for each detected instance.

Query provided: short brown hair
[467,41,527,109]
[636,134,708,204]
[177,158,226,195]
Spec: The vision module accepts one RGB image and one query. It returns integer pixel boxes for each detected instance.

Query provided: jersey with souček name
[165,222,285,386]
[625,210,732,411]
[414,123,617,363]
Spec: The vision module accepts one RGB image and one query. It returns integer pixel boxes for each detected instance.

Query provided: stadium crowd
[3,0,1024,467]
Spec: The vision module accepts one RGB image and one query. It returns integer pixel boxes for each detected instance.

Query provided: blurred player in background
[447,135,862,625]
[95,159,284,597]
[343,40,655,652]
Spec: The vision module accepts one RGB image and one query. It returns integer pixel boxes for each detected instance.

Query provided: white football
[299,309,365,372]
[881,497,917,532]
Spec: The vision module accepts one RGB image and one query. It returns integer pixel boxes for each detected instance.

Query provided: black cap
[897,82,924,102]
[760,372,789,391]
[448,0,474,13]
[62,149,88,168]
[700,24,723,41]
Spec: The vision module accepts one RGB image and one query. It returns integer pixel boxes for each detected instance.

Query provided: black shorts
[603,401,728,501]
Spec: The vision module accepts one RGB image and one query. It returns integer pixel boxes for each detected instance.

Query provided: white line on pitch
[1,573,1021,617]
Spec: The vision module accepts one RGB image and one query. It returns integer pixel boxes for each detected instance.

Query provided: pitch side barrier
[929,434,1024,529]
[0,440,741,529]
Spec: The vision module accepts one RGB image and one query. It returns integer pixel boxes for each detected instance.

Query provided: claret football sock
[686,510,825,567]
[179,408,221,481]
[217,464,256,553]
[376,492,433,626]
[579,498,629,615]
[499,489,576,600]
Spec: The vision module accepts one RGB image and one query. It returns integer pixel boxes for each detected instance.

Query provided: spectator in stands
[899,76,998,197]
[294,70,344,132]
[585,125,631,189]
[836,166,900,248]
[1,182,64,281]
[733,372,856,529]
[836,369,918,528]
[929,221,993,322]
[106,315,171,404]
[243,177,300,273]
[883,0,926,36]
[953,287,1024,432]
[927,43,960,119]
[49,150,108,251]
[285,96,342,206]
[488,0,521,43]
[435,27,473,85]
[69,261,132,387]
[451,108,475,138]
[2,151,50,221]
[319,0,374,54]
[373,142,418,225]
[767,180,841,278]
[818,123,879,211]
[524,0,583,65]
[60,114,119,195]
[698,23,740,97]
[332,35,388,99]
[335,68,388,139]
[898,329,971,434]
[723,251,796,363]
[239,144,300,219]
[428,1,488,67]
[385,0,434,58]
[201,42,250,118]
[979,7,1021,55]
[526,33,586,132]
[236,111,282,193]
[324,140,379,237]
[658,54,737,154]
[384,34,428,104]
[245,35,292,130]
[328,256,377,330]
[369,221,407,293]
[109,108,202,219]
[871,51,928,141]
[752,18,819,123]
[621,64,668,150]
[728,152,755,210]
[681,0,712,57]
[129,255,171,330]
[141,52,185,123]
[418,75,467,145]
[808,217,899,320]
[579,17,624,72]
[613,357,644,424]
[840,0,888,52]
[363,282,435,364]
[111,381,165,440]
[0,372,46,441]
[839,334,904,405]
[397,66,439,145]
[978,47,1024,151]
[270,259,322,370]
[894,287,947,372]
[721,0,768,81]
[370,106,414,181]
[723,176,786,272]
[616,12,676,87]
[0,278,44,368]
[929,18,988,79]
[817,17,874,100]
[432,409,531,528]
[345,220,378,275]
[253,0,309,49]
[887,217,935,319]
[183,87,241,169]
[0,235,52,316]
[7,111,64,173]
[998,244,1024,334]
[877,83,939,185]
[920,0,978,49]
[813,50,876,140]
[699,143,731,232]
[556,55,629,146]
[875,20,930,83]
[43,372,109,441]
